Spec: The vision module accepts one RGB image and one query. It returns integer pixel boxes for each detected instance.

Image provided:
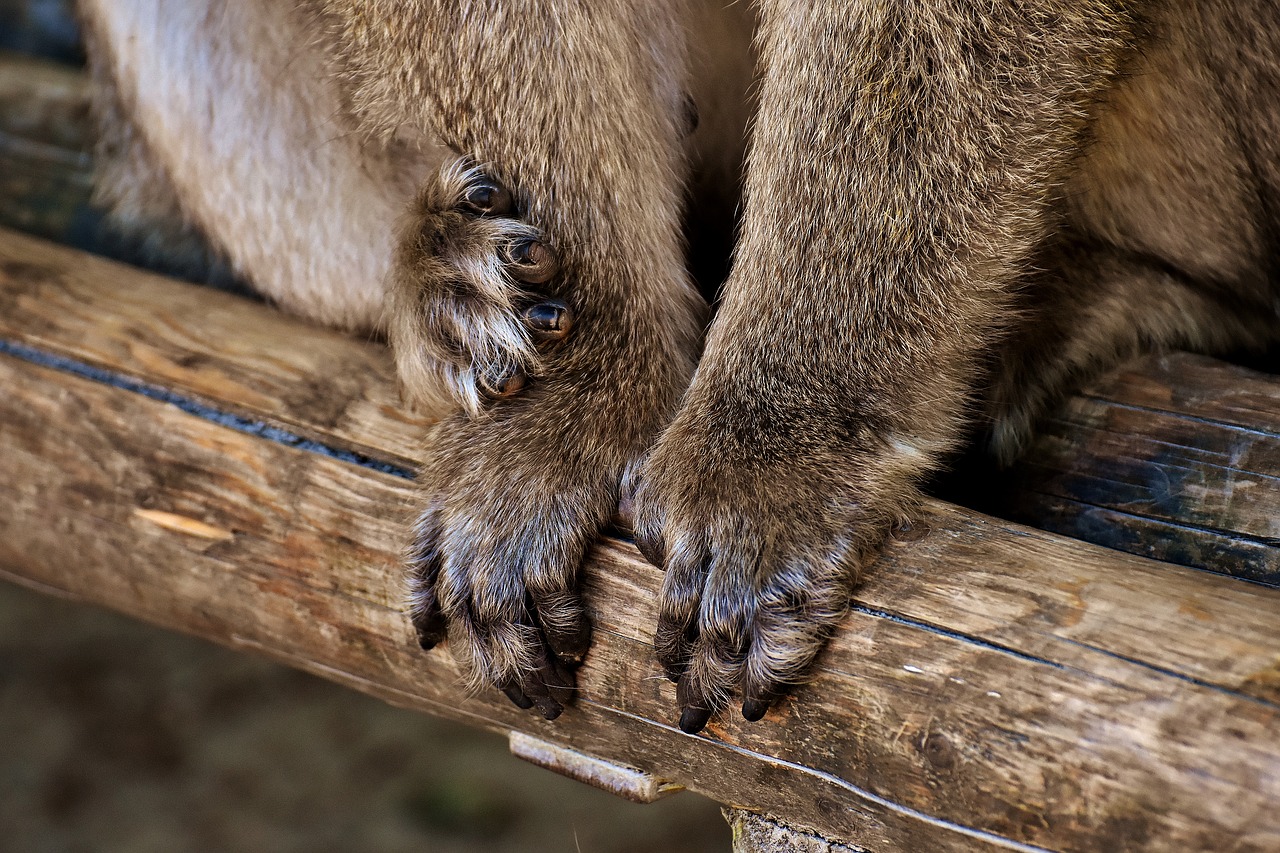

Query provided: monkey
[77,0,1280,735]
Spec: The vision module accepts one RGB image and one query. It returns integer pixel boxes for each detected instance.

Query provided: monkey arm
[309,0,706,715]
[630,0,1143,732]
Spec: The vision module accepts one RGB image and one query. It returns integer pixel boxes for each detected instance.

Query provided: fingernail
[506,239,559,285]
[521,299,573,342]
[478,364,526,399]
[501,684,534,710]
[679,706,712,734]
[462,181,513,216]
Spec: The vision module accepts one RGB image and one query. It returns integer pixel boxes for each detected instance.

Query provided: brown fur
[80,0,1280,730]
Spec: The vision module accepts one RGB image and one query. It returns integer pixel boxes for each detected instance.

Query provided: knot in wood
[920,731,957,770]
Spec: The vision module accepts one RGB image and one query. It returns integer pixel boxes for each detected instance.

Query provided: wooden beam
[990,354,1280,583]
[0,50,242,286]
[5,48,1276,583]
[3,228,1280,851]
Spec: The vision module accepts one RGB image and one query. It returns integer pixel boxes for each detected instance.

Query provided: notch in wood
[508,732,684,803]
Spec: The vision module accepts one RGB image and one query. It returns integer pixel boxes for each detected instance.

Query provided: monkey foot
[388,160,575,414]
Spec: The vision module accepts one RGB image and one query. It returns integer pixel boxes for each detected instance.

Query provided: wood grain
[990,354,1280,583]
[3,232,1280,851]
[0,227,433,470]
[0,49,93,243]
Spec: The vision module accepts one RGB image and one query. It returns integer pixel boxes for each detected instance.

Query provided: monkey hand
[628,383,919,734]
[395,163,700,719]
[405,382,638,719]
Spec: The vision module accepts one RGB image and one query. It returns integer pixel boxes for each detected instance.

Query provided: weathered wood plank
[0,49,93,241]
[3,233,1280,851]
[0,227,431,470]
[728,811,866,853]
[5,225,1280,589]
[990,354,1280,583]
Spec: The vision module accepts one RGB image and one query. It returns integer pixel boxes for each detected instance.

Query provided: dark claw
[501,682,535,710]
[459,180,514,217]
[512,644,576,721]
[521,299,574,343]
[679,704,713,735]
[676,674,714,734]
[742,696,772,722]
[514,671,563,720]
[541,650,579,709]
[505,239,559,285]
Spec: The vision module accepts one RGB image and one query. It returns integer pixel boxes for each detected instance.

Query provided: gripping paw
[629,416,910,734]
[403,407,614,720]
[389,161,574,414]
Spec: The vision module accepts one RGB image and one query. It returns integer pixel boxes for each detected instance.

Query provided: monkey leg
[314,1,708,717]
[985,238,1279,463]
[629,0,1144,732]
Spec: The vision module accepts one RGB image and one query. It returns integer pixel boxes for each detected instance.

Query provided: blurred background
[0,1,727,849]
[0,582,726,852]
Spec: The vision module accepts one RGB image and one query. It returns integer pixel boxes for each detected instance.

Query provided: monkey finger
[675,672,716,735]
[412,595,448,651]
[654,546,712,680]
[741,685,780,723]
[736,568,852,724]
[500,680,535,711]
[527,587,592,667]
[407,512,449,650]
[517,643,577,720]
[543,653,579,710]
[654,619,698,683]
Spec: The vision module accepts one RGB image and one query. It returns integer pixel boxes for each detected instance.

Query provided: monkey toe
[392,161,581,412]
[503,237,560,285]
[457,177,514,218]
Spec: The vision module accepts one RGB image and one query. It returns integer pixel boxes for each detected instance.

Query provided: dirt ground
[0,581,728,853]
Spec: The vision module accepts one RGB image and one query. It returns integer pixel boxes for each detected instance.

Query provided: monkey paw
[404,399,621,719]
[627,413,910,734]
[389,161,573,415]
